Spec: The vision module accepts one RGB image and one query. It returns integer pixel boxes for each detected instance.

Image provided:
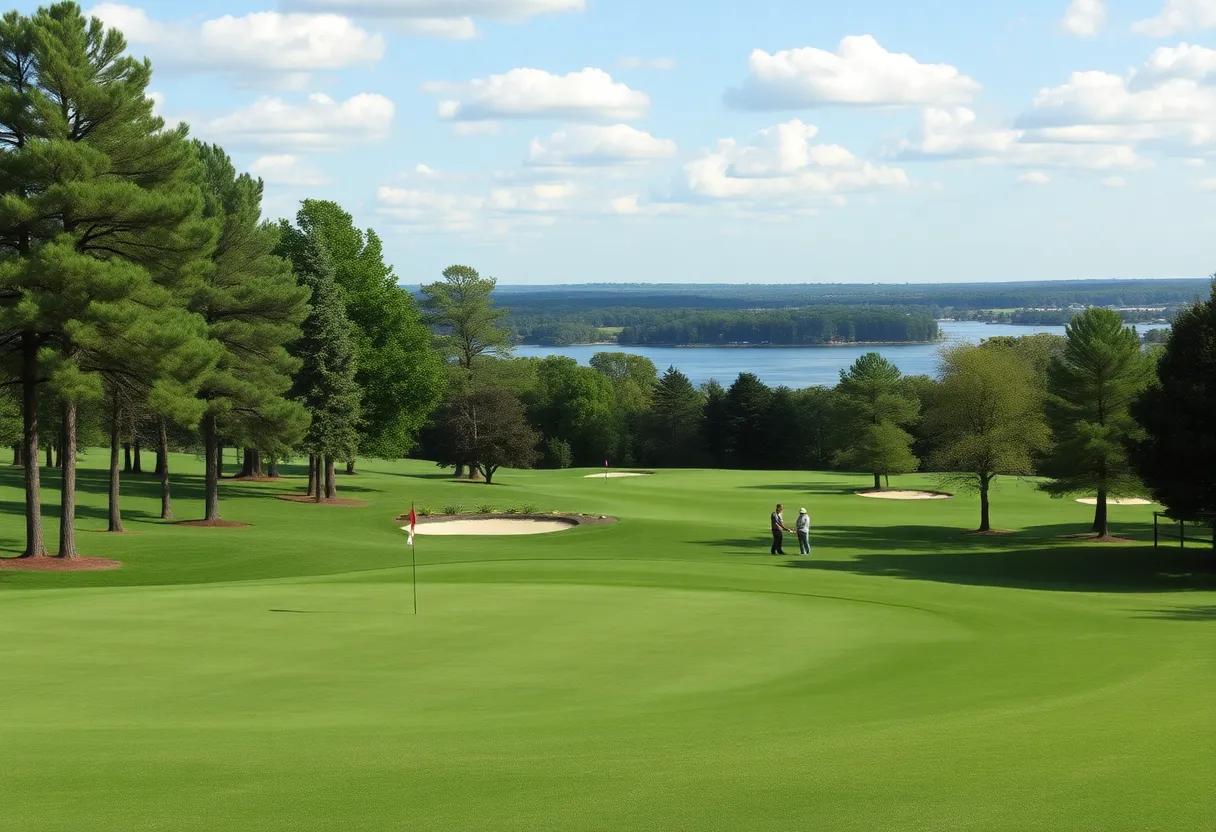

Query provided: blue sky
[32,0,1216,283]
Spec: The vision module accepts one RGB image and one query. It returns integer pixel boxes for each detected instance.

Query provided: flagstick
[409,501,418,616]
[410,533,418,616]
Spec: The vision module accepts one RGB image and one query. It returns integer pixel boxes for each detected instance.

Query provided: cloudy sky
[44,1,1216,283]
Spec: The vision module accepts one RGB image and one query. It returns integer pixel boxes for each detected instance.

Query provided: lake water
[512,321,1069,387]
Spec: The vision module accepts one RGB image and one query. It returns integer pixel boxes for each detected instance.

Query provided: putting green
[1,457,1213,831]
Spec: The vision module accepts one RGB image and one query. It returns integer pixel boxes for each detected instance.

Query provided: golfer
[796,507,811,556]
[770,504,793,555]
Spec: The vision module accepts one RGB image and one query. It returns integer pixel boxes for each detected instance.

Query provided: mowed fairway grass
[1,455,1214,831]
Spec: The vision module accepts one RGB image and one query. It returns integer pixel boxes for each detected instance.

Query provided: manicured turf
[1,454,1213,831]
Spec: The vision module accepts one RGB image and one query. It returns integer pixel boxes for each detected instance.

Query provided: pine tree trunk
[133,440,142,474]
[159,420,172,521]
[267,458,278,479]
[46,443,53,469]
[325,455,337,499]
[216,442,224,479]
[58,400,78,559]
[204,413,220,522]
[873,472,882,490]
[108,398,123,533]
[239,448,253,478]
[307,454,317,498]
[253,450,263,477]
[55,439,63,469]
[21,340,46,558]
[1093,489,1108,538]
[979,480,991,533]
[12,444,22,466]
[123,443,132,474]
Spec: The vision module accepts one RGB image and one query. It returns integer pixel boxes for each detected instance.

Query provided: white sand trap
[585,472,653,478]
[1075,497,1153,506]
[858,490,952,500]
[405,518,577,536]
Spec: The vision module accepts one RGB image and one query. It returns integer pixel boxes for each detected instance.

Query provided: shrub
[476,504,494,514]
[504,507,519,514]
[542,437,573,470]
[442,504,463,516]
[521,503,539,514]
[416,506,435,517]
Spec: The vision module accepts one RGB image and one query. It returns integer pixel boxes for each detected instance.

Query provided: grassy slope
[1,454,1213,831]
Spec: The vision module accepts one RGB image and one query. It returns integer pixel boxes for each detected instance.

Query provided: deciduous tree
[926,344,1049,533]
[432,388,539,484]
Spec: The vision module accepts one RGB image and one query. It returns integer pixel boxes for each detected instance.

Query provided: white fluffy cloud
[1017,171,1052,185]
[1100,176,1128,187]
[249,155,330,186]
[617,57,677,70]
[724,35,980,110]
[527,125,677,167]
[430,68,650,122]
[207,93,395,150]
[377,179,581,234]
[682,119,910,204]
[1017,46,1216,151]
[894,107,1144,170]
[1061,0,1107,37]
[282,0,584,38]
[91,5,384,80]
[1199,176,1216,189]
[1132,0,1216,36]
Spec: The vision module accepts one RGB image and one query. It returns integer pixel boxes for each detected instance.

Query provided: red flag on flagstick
[407,504,417,546]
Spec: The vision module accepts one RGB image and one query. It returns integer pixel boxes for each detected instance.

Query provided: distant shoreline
[519,339,944,349]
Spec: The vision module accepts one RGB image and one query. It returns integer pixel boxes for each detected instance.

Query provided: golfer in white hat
[795,507,811,556]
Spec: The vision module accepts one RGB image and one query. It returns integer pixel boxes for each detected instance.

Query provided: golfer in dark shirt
[771,504,792,555]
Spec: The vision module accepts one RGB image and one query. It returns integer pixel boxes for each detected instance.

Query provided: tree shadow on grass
[1133,605,1216,621]
[735,483,864,496]
[785,543,1215,593]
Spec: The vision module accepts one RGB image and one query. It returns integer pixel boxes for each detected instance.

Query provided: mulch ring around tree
[174,519,252,529]
[1060,533,1138,544]
[963,529,1016,536]
[279,495,370,508]
[394,512,619,527]
[0,556,122,572]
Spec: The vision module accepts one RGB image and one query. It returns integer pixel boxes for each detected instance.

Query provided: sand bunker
[406,517,578,536]
[857,490,953,500]
[1075,497,1153,506]
[584,472,653,478]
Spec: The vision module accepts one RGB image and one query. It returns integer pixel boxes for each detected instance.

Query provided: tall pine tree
[641,366,705,467]
[0,4,209,556]
[1130,282,1216,533]
[284,228,360,502]
[190,142,309,522]
[1039,308,1153,538]
[279,200,443,470]
[834,353,919,490]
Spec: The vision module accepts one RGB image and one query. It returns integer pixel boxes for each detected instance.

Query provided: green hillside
[1,454,1212,831]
